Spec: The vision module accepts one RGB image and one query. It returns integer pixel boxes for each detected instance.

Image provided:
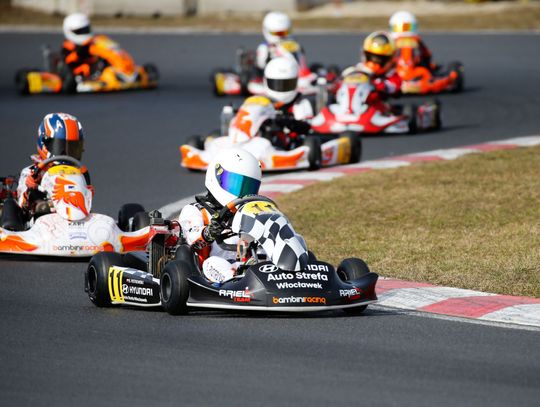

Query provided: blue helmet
[37,113,84,160]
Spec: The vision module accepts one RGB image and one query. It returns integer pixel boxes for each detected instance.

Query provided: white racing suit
[179,202,239,284]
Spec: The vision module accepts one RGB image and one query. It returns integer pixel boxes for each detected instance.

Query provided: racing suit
[17,154,92,215]
[342,63,402,104]
[61,39,98,78]
[178,197,239,284]
[394,35,433,69]
[255,39,306,71]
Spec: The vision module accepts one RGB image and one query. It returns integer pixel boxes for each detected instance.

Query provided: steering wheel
[37,155,83,171]
[218,195,277,227]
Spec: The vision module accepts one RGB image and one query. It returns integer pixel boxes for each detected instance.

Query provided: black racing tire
[160,260,191,315]
[337,258,371,315]
[342,132,362,164]
[174,244,200,275]
[0,197,25,231]
[86,252,124,307]
[118,203,146,232]
[186,134,205,150]
[308,250,317,262]
[404,104,418,135]
[60,67,77,94]
[303,136,322,171]
[143,63,160,81]
[14,69,31,95]
[433,100,442,130]
[132,211,150,230]
[448,61,464,93]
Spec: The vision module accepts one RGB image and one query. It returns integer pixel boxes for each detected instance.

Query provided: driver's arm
[179,204,212,248]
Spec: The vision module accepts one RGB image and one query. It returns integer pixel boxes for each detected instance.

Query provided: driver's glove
[202,214,222,243]
[25,166,40,190]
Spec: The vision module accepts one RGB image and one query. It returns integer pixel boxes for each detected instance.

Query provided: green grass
[277,145,540,297]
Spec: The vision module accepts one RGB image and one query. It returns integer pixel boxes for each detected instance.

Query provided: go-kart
[15,35,159,95]
[180,96,362,172]
[310,69,441,136]
[85,195,378,314]
[0,156,150,257]
[394,35,464,94]
[211,40,340,97]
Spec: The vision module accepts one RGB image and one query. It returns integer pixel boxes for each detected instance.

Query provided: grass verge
[277,145,540,298]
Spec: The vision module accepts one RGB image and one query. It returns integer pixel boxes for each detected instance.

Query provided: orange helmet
[362,31,396,76]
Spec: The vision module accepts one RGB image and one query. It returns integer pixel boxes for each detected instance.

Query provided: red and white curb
[160,135,540,328]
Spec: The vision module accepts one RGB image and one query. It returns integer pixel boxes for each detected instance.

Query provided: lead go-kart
[0,156,150,257]
[394,35,464,94]
[85,195,378,315]
[180,95,362,172]
[310,68,441,136]
[211,39,340,97]
[15,35,159,95]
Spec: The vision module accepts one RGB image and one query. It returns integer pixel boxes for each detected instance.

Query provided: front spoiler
[186,299,377,312]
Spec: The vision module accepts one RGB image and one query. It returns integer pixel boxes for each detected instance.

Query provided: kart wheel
[14,69,31,95]
[304,136,322,170]
[342,132,362,164]
[160,260,190,315]
[186,135,205,150]
[337,258,371,315]
[132,211,150,230]
[174,244,199,274]
[404,104,418,135]
[448,61,464,93]
[86,252,124,307]
[433,100,442,130]
[143,63,160,81]
[118,203,146,232]
[0,197,26,231]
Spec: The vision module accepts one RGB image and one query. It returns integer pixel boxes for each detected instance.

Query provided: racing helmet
[263,11,292,44]
[389,11,418,36]
[63,13,93,45]
[362,31,396,76]
[205,148,262,207]
[37,113,85,161]
[264,57,299,105]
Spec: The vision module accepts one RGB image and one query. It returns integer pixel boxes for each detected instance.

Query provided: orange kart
[15,35,159,95]
[395,35,464,94]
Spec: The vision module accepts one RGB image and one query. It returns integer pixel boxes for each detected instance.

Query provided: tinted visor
[266,77,297,92]
[270,30,289,38]
[365,52,392,67]
[216,165,261,198]
[45,138,84,160]
[72,25,91,35]
[392,22,416,33]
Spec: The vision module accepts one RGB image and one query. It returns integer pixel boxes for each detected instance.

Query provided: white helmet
[63,13,93,45]
[264,57,299,105]
[389,11,418,35]
[263,11,292,44]
[205,148,262,206]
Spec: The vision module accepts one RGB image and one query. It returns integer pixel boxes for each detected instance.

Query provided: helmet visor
[216,165,261,198]
[266,77,297,92]
[392,22,416,33]
[270,30,289,38]
[46,138,84,160]
[72,25,92,35]
[365,52,392,67]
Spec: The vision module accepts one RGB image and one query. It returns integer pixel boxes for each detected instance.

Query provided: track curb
[259,135,540,328]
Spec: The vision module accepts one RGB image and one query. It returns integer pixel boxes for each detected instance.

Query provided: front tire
[337,258,371,315]
[143,63,160,82]
[160,260,191,315]
[448,61,464,93]
[342,132,362,164]
[86,252,124,307]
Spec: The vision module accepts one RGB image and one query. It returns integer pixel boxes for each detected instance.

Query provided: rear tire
[14,69,31,95]
[186,134,205,150]
[160,260,191,315]
[0,197,25,231]
[143,63,160,81]
[337,258,370,315]
[86,252,124,307]
[342,132,362,164]
[118,203,147,232]
[303,136,322,170]
[448,61,464,93]
[404,104,418,135]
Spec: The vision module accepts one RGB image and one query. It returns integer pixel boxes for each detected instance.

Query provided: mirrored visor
[365,52,392,67]
[216,166,261,198]
[266,77,297,92]
[46,138,84,160]
[392,22,416,33]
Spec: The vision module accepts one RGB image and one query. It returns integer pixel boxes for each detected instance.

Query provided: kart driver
[61,13,98,80]
[178,148,262,284]
[16,113,91,221]
[389,11,433,69]
[342,31,402,103]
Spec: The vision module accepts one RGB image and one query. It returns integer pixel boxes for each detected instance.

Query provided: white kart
[0,156,150,257]
[180,96,361,172]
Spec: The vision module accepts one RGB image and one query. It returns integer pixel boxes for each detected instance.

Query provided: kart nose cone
[276,245,309,272]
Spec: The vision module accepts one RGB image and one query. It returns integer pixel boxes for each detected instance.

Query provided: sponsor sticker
[219,287,252,303]
[267,272,328,282]
[259,264,279,273]
[339,287,362,300]
[272,296,327,305]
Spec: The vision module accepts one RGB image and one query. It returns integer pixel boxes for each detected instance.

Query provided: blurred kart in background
[15,35,159,95]
[0,156,150,257]
[311,69,441,136]
[395,35,464,94]
[180,96,361,172]
[211,40,340,97]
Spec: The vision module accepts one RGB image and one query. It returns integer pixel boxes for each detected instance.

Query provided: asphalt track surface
[1,32,539,406]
